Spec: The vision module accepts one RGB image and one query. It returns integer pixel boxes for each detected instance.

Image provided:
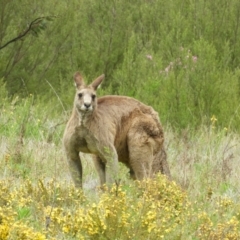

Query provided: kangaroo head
[73,72,105,114]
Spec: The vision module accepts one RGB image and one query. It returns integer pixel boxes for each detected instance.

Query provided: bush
[1,0,240,130]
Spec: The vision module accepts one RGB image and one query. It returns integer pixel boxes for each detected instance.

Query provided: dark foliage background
[1,0,240,130]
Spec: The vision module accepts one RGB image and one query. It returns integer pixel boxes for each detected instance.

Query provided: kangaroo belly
[115,139,130,164]
[77,136,99,154]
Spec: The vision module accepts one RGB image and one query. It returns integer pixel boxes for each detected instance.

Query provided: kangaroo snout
[84,103,91,109]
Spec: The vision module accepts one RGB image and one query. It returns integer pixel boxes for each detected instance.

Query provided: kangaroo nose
[84,103,91,108]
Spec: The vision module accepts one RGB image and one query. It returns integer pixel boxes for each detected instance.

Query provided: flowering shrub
[0,206,46,240]
[42,175,188,239]
[0,175,240,239]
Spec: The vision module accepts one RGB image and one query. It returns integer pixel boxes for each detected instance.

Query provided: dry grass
[166,127,240,200]
[1,125,240,196]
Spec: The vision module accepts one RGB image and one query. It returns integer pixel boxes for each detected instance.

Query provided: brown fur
[63,72,171,188]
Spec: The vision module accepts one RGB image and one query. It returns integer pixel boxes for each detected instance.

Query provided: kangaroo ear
[91,74,105,90]
[74,72,84,88]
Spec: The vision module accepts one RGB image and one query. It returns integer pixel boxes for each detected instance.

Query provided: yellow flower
[62,226,70,233]
[210,115,217,123]
[0,224,10,239]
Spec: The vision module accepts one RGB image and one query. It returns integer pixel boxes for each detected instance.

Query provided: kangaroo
[63,72,171,188]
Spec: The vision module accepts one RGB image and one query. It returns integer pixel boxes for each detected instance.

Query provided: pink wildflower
[146,54,153,60]
[192,56,198,63]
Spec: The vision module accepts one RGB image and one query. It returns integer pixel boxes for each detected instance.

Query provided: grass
[1,96,240,239]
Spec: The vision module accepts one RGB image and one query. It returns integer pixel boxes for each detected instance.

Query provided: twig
[115,179,121,196]
[0,16,56,50]
[45,78,66,113]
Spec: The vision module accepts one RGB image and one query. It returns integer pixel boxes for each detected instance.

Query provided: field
[1,95,240,240]
[1,0,240,238]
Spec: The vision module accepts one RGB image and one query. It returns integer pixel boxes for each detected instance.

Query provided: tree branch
[0,16,55,50]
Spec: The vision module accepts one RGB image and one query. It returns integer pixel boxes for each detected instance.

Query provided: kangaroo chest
[75,126,99,154]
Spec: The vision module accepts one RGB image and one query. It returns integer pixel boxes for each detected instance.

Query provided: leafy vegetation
[1,0,240,129]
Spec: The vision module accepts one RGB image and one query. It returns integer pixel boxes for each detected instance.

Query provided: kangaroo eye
[92,94,96,100]
[78,93,83,98]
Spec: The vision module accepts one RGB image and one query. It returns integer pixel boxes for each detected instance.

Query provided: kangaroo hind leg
[127,130,154,180]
